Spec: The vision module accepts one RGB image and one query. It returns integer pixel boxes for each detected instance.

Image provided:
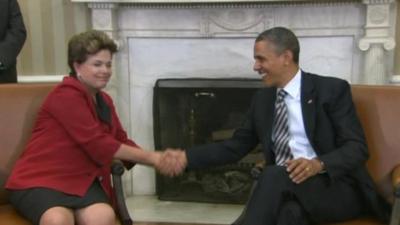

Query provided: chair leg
[112,161,133,225]
[390,196,400,225]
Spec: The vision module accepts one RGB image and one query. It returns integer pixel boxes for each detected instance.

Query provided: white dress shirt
[282,69,317,160]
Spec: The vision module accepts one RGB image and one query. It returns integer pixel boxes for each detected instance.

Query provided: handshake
[153,149,187,177]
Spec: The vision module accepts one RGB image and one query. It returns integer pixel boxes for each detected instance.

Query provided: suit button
[98,176,103,181]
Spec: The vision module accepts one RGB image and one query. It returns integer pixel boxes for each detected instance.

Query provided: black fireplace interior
[153,78,264,204]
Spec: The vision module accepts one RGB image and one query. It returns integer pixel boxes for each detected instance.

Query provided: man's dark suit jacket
[0,0,26,83]
[186,71,391,222]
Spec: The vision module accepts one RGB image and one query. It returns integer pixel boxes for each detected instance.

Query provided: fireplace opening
[153,78,264,204]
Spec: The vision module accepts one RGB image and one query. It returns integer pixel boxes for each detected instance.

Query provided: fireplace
[153,78,264,203]
[72,0,398,197]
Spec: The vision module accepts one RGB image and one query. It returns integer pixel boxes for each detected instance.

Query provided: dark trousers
[242,166,365,225]
[0,65,17,83]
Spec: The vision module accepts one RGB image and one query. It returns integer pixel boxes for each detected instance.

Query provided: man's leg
[242,165,293,225]
[277,199,310,225]
[242,166,364,225]
[293,175,365,223]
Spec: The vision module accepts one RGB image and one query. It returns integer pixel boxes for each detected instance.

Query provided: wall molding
[18,75,64,83]
[390,75,400,84]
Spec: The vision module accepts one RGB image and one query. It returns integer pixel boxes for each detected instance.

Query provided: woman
[5,30,183,225]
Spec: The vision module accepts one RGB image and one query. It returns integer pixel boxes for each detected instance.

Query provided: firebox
[153,78,264,204]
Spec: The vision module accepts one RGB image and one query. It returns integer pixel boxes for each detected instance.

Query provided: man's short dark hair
[256,27,300,64]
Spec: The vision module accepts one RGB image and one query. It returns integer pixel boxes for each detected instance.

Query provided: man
[0,0,27,83]
[163,27,391,225]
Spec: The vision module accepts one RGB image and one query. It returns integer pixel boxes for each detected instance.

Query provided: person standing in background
[0,0,27,83]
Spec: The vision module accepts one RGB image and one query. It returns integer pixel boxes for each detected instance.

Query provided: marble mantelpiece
[71,0,397,196]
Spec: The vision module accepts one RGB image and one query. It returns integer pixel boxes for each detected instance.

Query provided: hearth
[153,78,264,204]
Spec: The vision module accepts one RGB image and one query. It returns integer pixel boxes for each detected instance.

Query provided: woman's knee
[39,207,74,225]
[75,203,116,225]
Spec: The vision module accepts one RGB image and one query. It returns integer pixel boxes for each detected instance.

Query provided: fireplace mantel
[70,0,365,10]
[71,0,397,84]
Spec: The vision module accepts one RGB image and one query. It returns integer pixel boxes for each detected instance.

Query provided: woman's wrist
[147,151,161,167]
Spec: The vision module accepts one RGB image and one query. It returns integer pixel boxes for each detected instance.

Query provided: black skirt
[9,180,110,225]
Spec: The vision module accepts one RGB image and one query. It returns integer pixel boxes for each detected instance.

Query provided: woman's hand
[153,149,187,177]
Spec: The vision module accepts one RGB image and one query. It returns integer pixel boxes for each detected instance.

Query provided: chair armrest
[390,165,400,225]
[392,165,400,196]
[111,160,133,225]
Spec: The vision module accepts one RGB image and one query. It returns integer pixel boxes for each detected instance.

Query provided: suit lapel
[301,72,316,144]
[256,88,276,149]
[265,89,276,147]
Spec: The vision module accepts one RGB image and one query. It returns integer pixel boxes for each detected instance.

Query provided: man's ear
[283,50,294,64]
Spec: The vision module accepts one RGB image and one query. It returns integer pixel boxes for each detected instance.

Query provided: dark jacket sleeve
[318,80,369,180]
[0,0,27,69]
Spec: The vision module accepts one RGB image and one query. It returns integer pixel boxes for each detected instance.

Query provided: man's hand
[154,149,187,177]
[286,157,324,184]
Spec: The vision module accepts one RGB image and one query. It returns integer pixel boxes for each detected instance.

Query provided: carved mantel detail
[358,0,396,84]
[73,0,359,3]
[73,0,362,9]
[200,9,273,37]
[88,3,118,32]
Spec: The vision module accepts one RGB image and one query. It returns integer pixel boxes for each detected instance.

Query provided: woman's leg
[39,206,74,225]
[75,203,116,225]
